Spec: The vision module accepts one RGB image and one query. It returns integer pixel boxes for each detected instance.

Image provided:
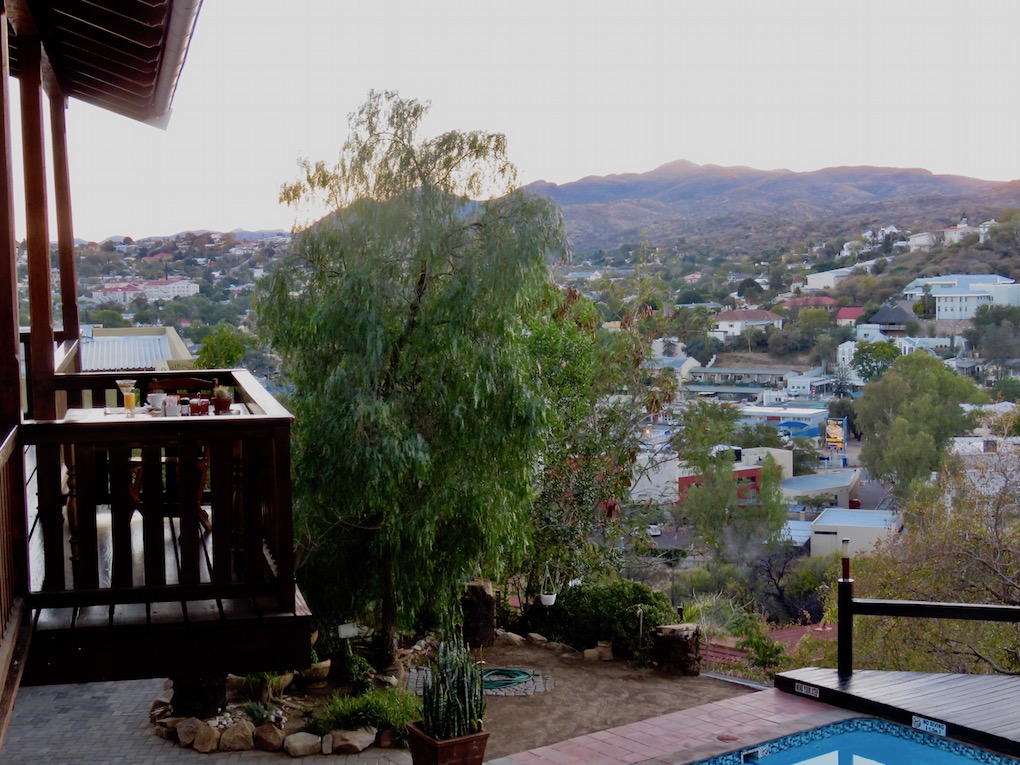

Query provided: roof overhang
[6,0,202,127]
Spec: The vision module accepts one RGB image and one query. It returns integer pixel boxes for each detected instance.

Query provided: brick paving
[1,680,853,765]
[485,690,860,765]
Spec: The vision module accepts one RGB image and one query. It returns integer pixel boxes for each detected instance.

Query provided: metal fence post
[837,538,853,678]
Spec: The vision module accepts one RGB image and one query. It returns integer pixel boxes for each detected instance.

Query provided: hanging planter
[539,562,560,607]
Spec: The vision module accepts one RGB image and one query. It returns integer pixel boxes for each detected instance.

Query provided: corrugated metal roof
[80,334,175,371]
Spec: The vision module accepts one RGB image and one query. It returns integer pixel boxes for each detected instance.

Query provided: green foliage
[851,339,900,382]
[90,308,129,328]
[243,701,276,726]
[337,653,374,695]
[306,688,421,746]
[735,614,787,670]
[517,578,676,658]
[857,352,987,493]
[420,642,486,740]
[993,376,1020,402]
[195,322,248,368]
[257,92,566,660]
[520,286,652,604]
[821,455,1020,674]
[796,307,830,334]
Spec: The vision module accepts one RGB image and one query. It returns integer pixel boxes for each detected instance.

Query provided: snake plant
[420,642,486,740]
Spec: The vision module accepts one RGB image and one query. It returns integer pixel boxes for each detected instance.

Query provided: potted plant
[211,383,233,414]
[407,642,488,765]
[539,562,559,606]
[302,645,332,684]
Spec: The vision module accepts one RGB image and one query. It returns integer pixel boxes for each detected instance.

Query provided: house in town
[711,309,784,340]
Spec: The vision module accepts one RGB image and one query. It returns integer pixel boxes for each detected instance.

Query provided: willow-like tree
[257,91,566,663]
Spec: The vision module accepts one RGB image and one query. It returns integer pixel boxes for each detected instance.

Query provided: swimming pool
[689,718,1017,764]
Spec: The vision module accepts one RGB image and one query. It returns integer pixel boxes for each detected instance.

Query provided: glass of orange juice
[116,379,137,416]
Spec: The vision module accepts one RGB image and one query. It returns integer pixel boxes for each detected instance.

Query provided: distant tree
[673,401,786,561]
[797,307,830,334]
[196,323,248,369]
[737,278,764,299]
[91,308,129,328]
[851,340,900,382]
[810,334,836,365]
[992,377,1020,402]
[856,353,987,494]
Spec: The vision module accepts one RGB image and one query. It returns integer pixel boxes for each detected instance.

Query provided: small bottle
[180,397,191,416]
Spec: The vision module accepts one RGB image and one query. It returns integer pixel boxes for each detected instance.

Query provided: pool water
[692,719,1016,764]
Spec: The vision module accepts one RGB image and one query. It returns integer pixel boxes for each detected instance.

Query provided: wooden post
[837,538,853,678]
[19,35,55,420]
[0,9,29,601]
[49,90,81,370]
[0,15,22,430]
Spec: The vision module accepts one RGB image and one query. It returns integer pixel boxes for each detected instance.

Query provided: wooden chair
[130,376,218,531]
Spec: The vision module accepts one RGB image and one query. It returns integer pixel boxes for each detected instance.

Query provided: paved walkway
[1,680,856,765]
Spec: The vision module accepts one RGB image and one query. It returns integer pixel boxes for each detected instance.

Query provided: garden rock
[495,630,525,647]
[284,731,321,756]
[174,717,202,746]
[526,632,548,644]
[193,722,221,753]
[219,719,255,751]
[253,723,285,752]
[583,648,600,661]
[331,726,378,753]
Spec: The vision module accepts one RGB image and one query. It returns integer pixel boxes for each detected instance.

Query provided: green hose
[481,668,533,689]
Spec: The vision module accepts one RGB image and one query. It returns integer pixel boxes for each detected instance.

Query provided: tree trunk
[379,551,397,668]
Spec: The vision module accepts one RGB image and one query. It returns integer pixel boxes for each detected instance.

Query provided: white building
[907,232,936,252]
[808,508,900,558]
[711,309,783,340]
[902,274,1015,321]
[91,278,200,305]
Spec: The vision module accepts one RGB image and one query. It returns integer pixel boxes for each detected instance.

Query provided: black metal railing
[837,539,1020,677]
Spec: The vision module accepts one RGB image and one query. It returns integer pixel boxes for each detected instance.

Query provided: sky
[9,0,1020,242]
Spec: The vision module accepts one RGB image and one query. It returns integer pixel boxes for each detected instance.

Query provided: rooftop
[814,508,898,528]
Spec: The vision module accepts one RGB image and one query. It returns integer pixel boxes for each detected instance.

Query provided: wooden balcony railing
[19,369,295,615]
[0,424,28,650]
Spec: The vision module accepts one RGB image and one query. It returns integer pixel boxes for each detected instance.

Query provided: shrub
[243,701,276,726]
[517,578,676,658]
[337,653,373,695]
[305,688,421,746]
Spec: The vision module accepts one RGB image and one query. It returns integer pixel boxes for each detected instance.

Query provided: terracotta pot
[212,396,233,414]
[406,722,489,765]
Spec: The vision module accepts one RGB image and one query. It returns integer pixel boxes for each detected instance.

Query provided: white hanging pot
[540,593,557,606]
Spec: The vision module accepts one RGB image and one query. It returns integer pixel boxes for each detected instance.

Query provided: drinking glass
[116,379,137,416]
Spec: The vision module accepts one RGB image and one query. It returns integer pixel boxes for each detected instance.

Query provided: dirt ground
[472,641,755,759]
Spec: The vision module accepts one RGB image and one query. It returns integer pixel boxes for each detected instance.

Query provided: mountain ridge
[525,161,1017,253]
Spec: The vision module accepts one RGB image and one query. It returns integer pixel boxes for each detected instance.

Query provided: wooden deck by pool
[777,666,1020,758]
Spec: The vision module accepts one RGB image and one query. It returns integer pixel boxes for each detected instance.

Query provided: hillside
[526,161,1020,254]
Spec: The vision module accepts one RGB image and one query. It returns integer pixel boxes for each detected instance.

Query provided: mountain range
[525,161,1020,254]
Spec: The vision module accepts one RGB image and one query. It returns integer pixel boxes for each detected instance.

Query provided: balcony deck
[777,667,1020,757]
[17,370,312,685]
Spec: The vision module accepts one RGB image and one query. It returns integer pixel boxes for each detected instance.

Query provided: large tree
[257,92,566,663]
[856,352,987,494]
[672,400,787,562]
[851,339,900,382]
